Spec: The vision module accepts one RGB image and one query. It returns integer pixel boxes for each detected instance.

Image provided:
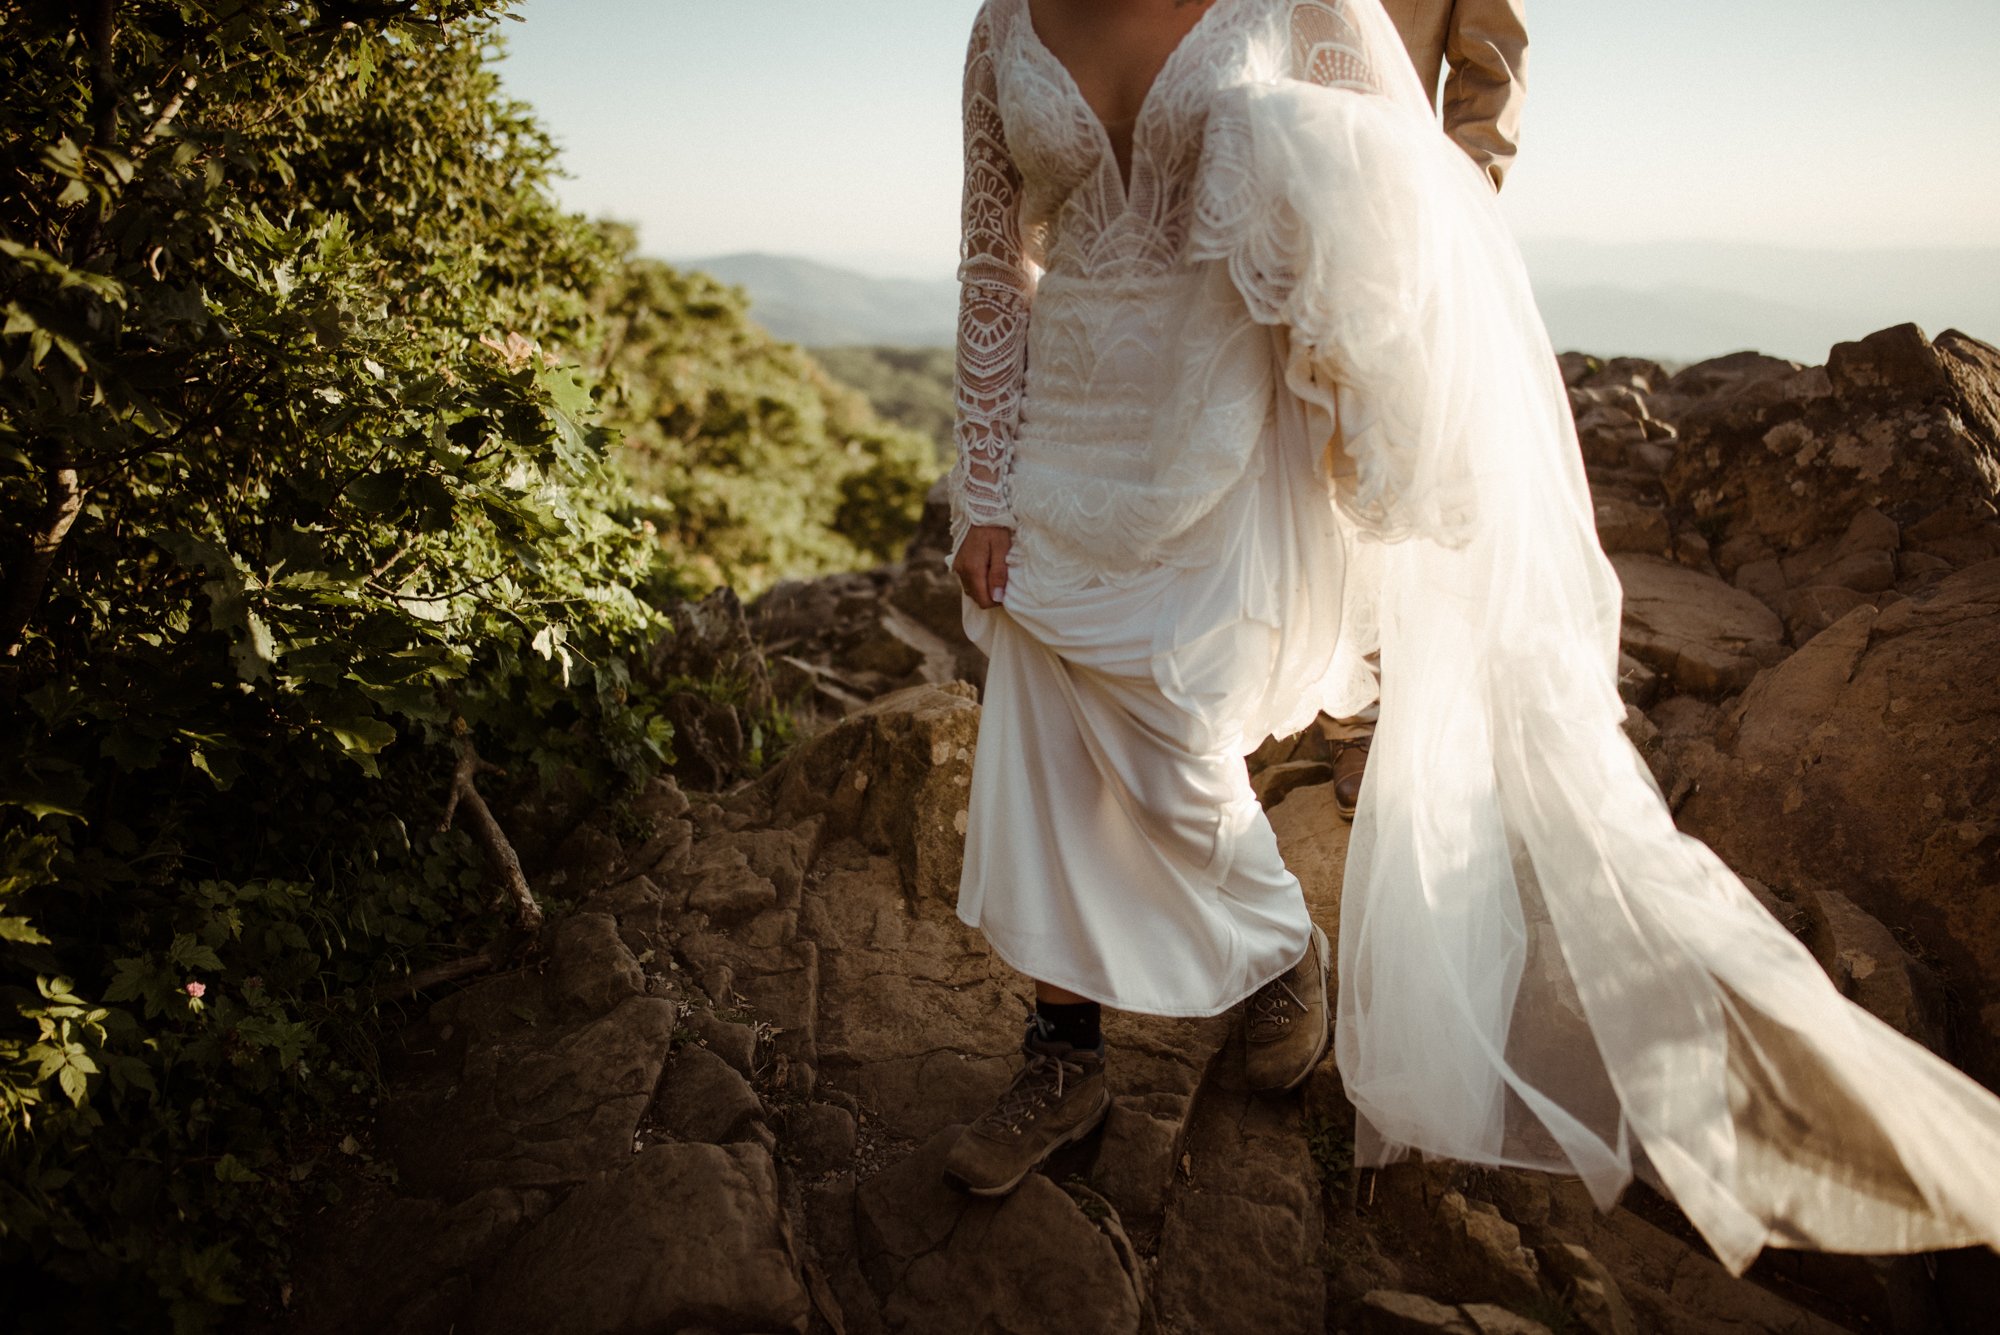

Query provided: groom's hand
[953,524,1013,609]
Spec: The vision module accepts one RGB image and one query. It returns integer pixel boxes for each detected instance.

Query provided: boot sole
[1249,924,1333,1094]
[942,1087,1113,1198]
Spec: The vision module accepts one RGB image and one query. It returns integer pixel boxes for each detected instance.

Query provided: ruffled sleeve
[948,3,1037,552]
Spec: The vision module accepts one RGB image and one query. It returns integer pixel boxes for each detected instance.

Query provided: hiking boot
[941,1015,1111,1196]
[1330,733,1371,821]
[1243,923,1331,1092]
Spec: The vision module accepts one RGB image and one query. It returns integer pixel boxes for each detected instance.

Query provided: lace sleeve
[1285,0,1418,104]
[949,4,1035,549]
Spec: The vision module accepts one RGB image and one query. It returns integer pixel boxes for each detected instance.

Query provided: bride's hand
[953,524,1013,609]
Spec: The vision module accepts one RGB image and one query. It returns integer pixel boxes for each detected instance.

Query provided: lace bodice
[947,0,1397,548]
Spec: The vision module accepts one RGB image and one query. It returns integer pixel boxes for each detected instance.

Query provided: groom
[1380,0,1528,189]
[1325,0,1529,816]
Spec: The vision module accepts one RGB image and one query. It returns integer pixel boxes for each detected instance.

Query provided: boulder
[1536,1243,1638,1335]
[803,847,1025,1137]
[1611,554,1787,695]
[469,1142,809,1335]
[382,988,680,1198]
[1592,494,1671,555]
[544,912,644,1018]
[656,1044,765,1144]
[854,1126,1143,1335]
[771,681,982,903]
[1155,1027,1325,1335]
[1437,1191,1542,1308]
[1665,324,2000,559]
[1675,561,2000,1085]
[1803,886,1946,1052]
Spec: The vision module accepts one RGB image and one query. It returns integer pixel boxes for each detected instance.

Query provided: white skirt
[953,322,1372,1016]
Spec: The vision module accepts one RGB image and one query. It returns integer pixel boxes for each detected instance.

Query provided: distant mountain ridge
[682,252,959,347]
[681,244,2000,365]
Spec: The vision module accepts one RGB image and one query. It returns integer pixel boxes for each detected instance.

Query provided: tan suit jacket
[1377,0,1528,191]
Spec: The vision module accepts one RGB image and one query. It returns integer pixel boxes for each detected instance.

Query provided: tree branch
[439,737,543,935]
[0,459,84,658]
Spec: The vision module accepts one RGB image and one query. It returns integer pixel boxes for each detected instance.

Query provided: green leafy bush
[0,1,935,1320]
[0,3,677,1327]
[599,247,940,596]
[809,343,956,459]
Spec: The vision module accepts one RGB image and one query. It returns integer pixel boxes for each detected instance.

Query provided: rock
[786,1100,858,1174]
[1575,402,1650,470]
[1537,1243,1638,1335]
[1593,494,1671,555]
[1252,758,1336,808]
[1675,561,2000,1085]
[710,818,823,908]
[772,682,982,903]
[383,992,680,1197]
[545,912,645,1018]
[1353,1290,1482,1335]
[805,847,1024,1137]
[1615,651,1659,708]
[681,1008,759,1076]
[469,1141,809,1335]
[1090,1091,1187,1237]
[1612,554,1787,695]
[854,1127,1143,1335]
[888,553,971,647]
[675,927,821,1092]
[1770,583,1875,644]
[1803,887,1946,1052]
[286,1186,537,1334]
[1269,782,1350,916]
[657,1044,765,1144]
[1665,350,1806,399]
[1155,1029,1325,1335]
[1459,1306,1558,1335]
[547,822,624,898]
[1437,1191,1542,1308]
[678,841,778,924]
[1665,324,2000,559]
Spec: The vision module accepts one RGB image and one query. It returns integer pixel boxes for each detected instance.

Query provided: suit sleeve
[949,4,1035,546]
[1441,0,1527,191]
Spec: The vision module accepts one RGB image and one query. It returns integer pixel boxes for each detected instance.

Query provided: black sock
[1032,998,1102,1051]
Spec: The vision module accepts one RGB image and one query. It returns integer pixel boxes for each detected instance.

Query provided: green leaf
[324,716,396,756]
[214,1154,261,1184]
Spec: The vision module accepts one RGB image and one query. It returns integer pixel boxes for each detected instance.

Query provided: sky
[494,0,2000,279]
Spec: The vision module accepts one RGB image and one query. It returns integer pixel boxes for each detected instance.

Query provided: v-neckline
[1020,0,1230,203]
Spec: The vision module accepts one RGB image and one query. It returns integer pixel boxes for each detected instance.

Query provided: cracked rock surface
[280,328,2000,1334]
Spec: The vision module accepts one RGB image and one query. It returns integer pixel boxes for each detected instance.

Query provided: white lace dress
[948,0,2000,1276]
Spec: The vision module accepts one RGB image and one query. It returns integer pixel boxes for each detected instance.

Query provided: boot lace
[975,1017,1092,1135]
[1246,974,1307,1042]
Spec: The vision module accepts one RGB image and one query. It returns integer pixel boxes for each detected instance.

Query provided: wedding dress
[947,0,2000,1275]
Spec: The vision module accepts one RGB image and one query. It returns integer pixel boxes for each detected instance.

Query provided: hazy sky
[496,0,2000,278]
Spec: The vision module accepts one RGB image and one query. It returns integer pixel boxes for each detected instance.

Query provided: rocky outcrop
[1674,561,2000,1083]
[282,325,2000,1335]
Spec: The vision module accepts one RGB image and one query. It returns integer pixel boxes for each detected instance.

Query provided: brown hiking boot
[1330,733,1371,821]
[1243,923,1331,1092]
[941,1016,1111,1196]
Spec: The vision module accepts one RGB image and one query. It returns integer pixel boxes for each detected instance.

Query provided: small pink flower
[185,981,207,999]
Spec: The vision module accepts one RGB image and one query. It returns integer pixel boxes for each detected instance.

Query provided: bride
[935,0,2000,1278]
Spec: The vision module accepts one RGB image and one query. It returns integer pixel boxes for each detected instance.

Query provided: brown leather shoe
[941,1016,1111,1196]
[1243,923,1332,1093]
[1330,733,1371,821]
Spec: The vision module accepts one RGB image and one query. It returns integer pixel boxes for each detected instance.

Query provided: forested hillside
[0,3,931,1328]
[809,344,955,462]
